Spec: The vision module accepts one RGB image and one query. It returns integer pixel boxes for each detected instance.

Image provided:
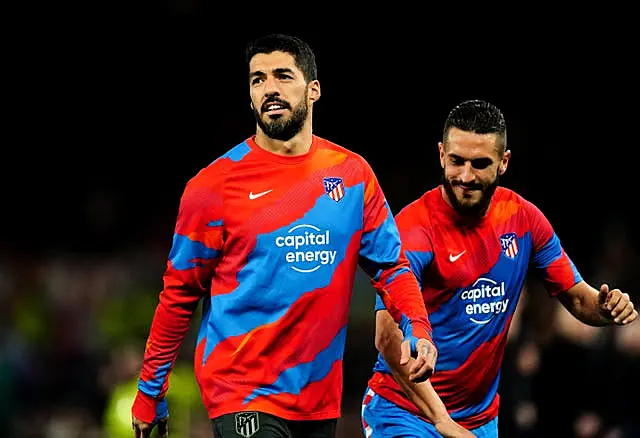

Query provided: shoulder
[492,187,539,214]
[491,187,551,233]
[314,135,372,171]
[396,188,438,226]
[184,139,251,193]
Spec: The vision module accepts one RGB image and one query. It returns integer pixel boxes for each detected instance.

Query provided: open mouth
[262,102,289,115]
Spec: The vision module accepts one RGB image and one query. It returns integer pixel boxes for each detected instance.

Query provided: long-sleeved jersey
[367,186,582,429]
[133,135,432,423]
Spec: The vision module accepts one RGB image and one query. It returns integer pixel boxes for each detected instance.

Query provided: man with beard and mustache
[361,99,638,437]
[131,34,439,438]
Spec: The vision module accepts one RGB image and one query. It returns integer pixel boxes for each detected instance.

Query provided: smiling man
[361,99,638,438]
[130,33,439,438]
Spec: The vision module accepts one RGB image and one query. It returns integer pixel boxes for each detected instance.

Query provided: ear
[438,142,446,168]
[308,80,321,103]
[499,149,511,175]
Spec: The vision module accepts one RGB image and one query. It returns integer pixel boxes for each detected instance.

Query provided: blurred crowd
[1,216,638,437]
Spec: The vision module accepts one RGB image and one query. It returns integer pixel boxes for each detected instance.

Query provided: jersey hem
[207,406,341,421]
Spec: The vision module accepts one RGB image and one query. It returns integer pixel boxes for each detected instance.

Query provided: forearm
[378,332,472,437]
[140,291,199,382]
[558,281,611,327]
[387,355,450,424]
[138,280,204,398]
[376,312,448,424]
[133,282,202,423]
[375,268,432,341]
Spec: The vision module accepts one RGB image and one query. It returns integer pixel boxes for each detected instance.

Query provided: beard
[442,170,500,218]
[253,91,309,141]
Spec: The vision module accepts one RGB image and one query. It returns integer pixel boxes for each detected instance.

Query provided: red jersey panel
[368,186,582,429]
[135,135,432,422]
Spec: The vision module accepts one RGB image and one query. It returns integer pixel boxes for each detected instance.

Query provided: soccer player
[361,99,638,437]
[131,34,438,438]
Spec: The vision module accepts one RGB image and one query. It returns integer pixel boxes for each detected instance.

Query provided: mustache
[261,97,291,113]
[452,180,484,190]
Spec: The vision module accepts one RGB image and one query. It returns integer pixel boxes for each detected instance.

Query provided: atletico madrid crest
[323,177,345,202]
[499,232,519,259]
[235,412,260,437]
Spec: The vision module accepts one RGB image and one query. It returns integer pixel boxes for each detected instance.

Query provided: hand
[400,337,437,382]
[599,284,638,325]
[132,416,168,438]
[435,418,477,437]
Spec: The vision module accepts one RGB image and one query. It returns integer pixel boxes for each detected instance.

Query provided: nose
[263,75,280,96]
[459,162,475,184]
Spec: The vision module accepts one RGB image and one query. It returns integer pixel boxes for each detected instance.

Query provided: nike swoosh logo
[249,189,273,200]
[449,250,466,262]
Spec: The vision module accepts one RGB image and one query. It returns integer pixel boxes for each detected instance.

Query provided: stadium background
[3,4,639,437]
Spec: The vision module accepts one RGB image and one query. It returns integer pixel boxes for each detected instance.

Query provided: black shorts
[211,411,337,438]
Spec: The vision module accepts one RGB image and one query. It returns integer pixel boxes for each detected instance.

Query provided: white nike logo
[249,189,273,200]
[449,250,466,262]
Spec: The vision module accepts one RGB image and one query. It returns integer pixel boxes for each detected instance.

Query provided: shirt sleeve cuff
[131,390,162,424]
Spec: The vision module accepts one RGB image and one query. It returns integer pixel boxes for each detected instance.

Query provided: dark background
[3,3,639,437]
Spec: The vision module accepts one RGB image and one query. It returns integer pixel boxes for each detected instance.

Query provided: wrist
[400,318,433,344]
[434,417,465,436]
[131,390,167,424]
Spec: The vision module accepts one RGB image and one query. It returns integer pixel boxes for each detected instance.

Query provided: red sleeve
[523,199,582,296]
[358,161,432,342]
[132,171,223,422]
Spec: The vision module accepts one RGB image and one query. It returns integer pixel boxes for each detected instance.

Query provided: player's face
[439,127,510,217]
[249,51,320,141]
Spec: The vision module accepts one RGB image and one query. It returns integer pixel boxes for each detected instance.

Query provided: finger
[157,419,169,438]
[135,423,153,438]
[611,292,629,317]
[412,351,436,381]
[599,284,609,305]
[613,299,633,323]
[408,357,425,381]
[606,290,623,312]
[418,340,437,370]
[426,347,438,373]
[409,353,425,375]
[621,308,638,325]
[400,339,411,366]
[409,361,432,382]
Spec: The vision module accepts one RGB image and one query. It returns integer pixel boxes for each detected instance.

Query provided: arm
[557,281,637,326]
[132,175,223,425]
[375,310,475,437]
[523,199,637,328]
[358,163,436,379]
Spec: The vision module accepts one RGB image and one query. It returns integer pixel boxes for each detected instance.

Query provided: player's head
[439,99,511,217]
[246,34,321,141]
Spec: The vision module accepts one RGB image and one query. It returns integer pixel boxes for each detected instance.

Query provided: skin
[439,127,636,327]
[248,49,438,379]
[248,50,320,156]
[439,127,510,217]
[374,127,637,437]
[132,417,167,438]
[376,312,476,438]
[133,49,440,436]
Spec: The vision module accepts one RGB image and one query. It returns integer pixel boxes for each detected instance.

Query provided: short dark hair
[443,100,507,154]
[245,34,318,83]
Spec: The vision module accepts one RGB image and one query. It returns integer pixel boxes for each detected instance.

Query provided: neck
[254,119,313,156]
